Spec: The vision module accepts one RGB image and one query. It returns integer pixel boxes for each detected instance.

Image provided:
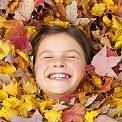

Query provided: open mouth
[47,73,71,80]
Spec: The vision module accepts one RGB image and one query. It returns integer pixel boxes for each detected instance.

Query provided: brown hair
[31,25,93,64]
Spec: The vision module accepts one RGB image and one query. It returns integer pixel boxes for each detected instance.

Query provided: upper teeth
[49,74,70,79]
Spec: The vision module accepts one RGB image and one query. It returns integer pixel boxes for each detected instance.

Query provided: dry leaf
[0,40,10,60]
[14,0,34,20]
[91,46,121,77]
[95,115,119,122]
[66,0,78,23]
[63,103,85,122]
[12,109,43,122]
[85,94,98,107]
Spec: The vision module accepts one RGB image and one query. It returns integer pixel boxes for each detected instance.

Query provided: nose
[53,59,66,68]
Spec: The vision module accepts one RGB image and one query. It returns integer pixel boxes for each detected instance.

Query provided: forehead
[37,32,84,53]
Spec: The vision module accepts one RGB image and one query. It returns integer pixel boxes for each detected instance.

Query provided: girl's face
[35,32,86,98]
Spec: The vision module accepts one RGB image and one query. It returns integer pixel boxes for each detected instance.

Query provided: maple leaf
[0,40,10,60]
[3,20,32,51]
[0,63,16,75]
[85,110,101,122]
[2,82,18,96]
[11,109,43,122]
[0,90,8,102]
[63,103,85,122]
[44,108,62,122]
[14,0,34,20]
[91,3,106,16]
[91,46,121,77]
[0,107,18,121]
[2,97,21,109]
[22,81,37,94]
[39,100,52,112]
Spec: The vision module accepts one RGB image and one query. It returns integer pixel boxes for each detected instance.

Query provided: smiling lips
[48,73,71,80]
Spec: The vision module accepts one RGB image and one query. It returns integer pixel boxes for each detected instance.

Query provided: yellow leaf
[16,49,33,68]
[22,81,37,94]
[39,100,52,112]
[103,15,111,26]
[18,94,36,117]
[8,0,20,11]
[52,18,69,28]
[18,102,35,117]
[112,16,122,30]
[2,82,18,96]
[103,0,117,13]
[2,97,21,109]
[115,40,122,49]
[0,17,6,28]
[114,86,122,97]
[85,110,101,122]
[44,15,54,25]
[92,75,102,88]
[0,40,10,60]
[25,26,37,39]
[11,44,16,57]
[44,108,62,122]
[54,0,63,4]
[0,90,8,102]
[0,107,18,121]
[0,63,16,74]
[16,49,29,62]
[91,3,105,16]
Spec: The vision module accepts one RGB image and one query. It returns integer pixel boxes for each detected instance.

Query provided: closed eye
[67,56,76,58]
[43,56,53,58]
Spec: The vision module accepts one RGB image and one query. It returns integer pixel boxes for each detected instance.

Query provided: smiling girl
[32,25,93,99]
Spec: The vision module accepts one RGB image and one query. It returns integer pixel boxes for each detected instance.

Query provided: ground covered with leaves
[0,0,122,122]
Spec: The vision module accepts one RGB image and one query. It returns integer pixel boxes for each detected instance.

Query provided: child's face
[35,32,86,98]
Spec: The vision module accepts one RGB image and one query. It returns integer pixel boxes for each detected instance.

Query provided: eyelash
[67,56,76,58]
[43,56,77,59]
[43,56,53,58]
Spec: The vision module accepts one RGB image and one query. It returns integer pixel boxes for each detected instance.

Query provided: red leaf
[63,103,85,122]
[107,49,117,57]
[115,0,122,17]
[91,46,121,77]
[11,36,32,51]
[86,64,96,75]
[34,0,44,7]
[99,77,113,93]
[4,20,32,51]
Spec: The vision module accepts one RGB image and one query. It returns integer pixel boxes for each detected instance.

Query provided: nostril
[54,64,65,67]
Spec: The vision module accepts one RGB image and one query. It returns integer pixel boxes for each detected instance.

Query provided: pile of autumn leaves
[0,0,122,121]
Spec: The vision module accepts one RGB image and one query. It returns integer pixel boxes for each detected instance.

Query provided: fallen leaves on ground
[0,0,122,121]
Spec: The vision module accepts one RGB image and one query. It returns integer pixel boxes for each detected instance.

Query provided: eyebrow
[38,49,82,56]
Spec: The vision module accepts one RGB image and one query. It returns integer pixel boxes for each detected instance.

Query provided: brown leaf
[99,77,113,93]
[14,0,34,20]
[63,103,85,122]
[4,20,32,51]
[12,109,43,122]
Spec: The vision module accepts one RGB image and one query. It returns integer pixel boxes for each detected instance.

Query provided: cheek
[35,60,50,78]
[69,60,86,73]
